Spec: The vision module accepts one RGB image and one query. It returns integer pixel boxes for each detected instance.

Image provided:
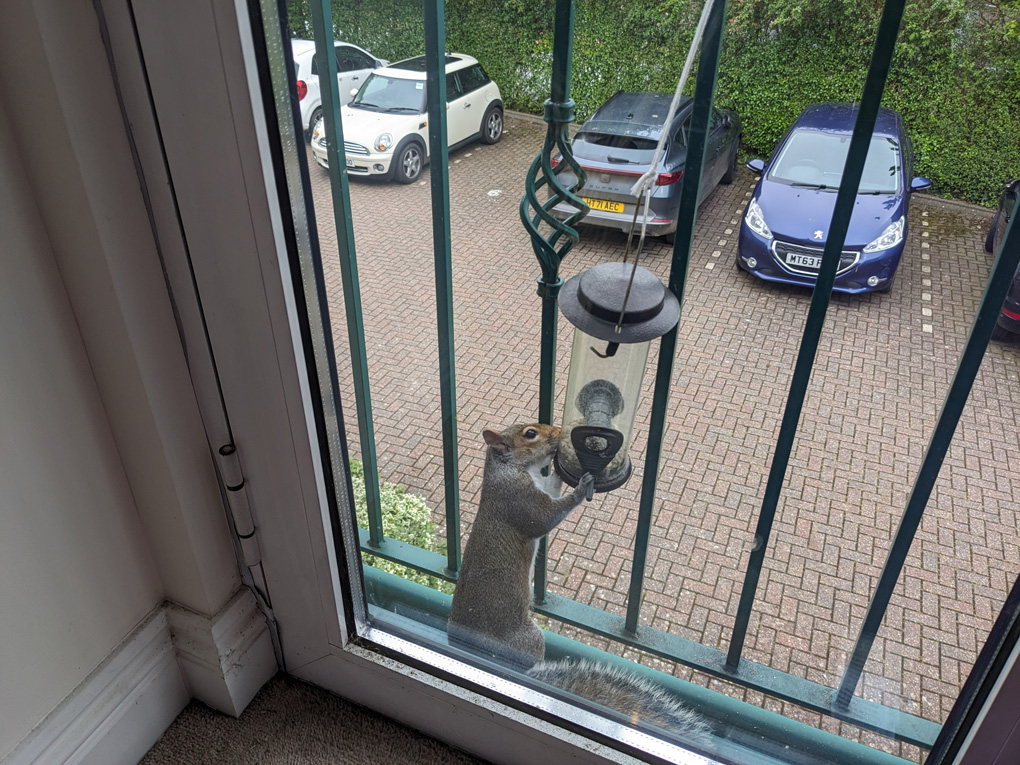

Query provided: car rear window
[576,132,657,151]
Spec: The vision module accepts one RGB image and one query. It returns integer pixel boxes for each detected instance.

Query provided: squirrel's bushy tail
[527,659,712,748]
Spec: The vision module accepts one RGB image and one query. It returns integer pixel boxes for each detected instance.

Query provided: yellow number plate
[584,197,624,213]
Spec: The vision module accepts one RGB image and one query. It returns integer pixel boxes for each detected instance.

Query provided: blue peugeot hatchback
[737,104,931,294]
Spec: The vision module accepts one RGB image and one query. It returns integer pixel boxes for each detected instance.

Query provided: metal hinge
[216,443,285,669]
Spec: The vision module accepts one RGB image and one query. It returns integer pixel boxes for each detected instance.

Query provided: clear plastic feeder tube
[556,328,650,491]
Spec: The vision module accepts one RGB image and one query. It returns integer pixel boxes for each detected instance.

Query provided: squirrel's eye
[524,428,538,440]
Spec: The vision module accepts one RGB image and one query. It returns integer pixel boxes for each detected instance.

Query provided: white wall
[0,0,251,756]
[0,94,164,755]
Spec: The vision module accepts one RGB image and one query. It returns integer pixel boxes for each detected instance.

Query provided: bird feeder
[554,262,680,494]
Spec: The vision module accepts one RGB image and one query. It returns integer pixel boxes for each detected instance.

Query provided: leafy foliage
[348,459,454,593]
[285,0,1019,203]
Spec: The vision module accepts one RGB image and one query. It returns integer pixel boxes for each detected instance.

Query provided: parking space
[307,112,1020,757]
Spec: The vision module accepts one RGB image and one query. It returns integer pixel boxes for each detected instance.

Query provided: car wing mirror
[1006,179,1020,195]
[746,158,765,174]
[350,88,359,98]
[910,177,932,192]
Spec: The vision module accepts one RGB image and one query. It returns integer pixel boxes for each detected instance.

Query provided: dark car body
[737,103,931,294]
[984,178,1020,341]
[551,91,741,241]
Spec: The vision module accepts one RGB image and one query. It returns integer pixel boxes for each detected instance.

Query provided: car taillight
[655,170,683,186]
[296,80,307,101]
[550,157,560,168]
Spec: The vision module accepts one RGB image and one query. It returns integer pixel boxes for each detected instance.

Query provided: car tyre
[481,105,504,145]
[721,141,739,185]
[984,212,998,253]
[991,321,1014,343]
[394,141,424,184]
[307,107,322,143]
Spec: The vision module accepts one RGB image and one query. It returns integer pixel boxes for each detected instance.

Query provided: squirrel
[447,423,712,749]
[448,422,594,670]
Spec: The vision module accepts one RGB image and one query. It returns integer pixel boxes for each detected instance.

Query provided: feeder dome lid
[560,262,680,343]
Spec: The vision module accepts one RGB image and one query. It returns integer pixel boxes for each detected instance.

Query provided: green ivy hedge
[287,0,1020,205]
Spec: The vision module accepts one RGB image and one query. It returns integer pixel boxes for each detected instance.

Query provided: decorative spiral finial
[519,99,589,296]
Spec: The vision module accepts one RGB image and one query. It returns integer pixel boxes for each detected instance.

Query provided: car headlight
[312,120,324,143]
[863,217,905,253]
[744,198,772,239]
[375,133,394,152]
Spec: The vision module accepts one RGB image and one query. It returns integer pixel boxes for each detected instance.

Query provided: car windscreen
[769,130,902,194]
[350,74,426,114]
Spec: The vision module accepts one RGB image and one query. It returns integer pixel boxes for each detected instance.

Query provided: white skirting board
[165,588,278,718]
[2,589,278,765]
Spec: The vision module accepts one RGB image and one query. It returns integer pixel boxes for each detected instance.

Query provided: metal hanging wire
[616,0,715,332]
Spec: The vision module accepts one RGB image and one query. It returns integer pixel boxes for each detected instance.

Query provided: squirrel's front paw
[578,472,595,502]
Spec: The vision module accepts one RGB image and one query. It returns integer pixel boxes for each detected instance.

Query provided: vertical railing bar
[423,1,461,575]
[308,0,384,546]
[836,209,1020,708]
[725,0,907,670]
[624,0,728,635]
[533,0,578,604]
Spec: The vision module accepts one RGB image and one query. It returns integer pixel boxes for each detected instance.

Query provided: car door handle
[463,103,471,108]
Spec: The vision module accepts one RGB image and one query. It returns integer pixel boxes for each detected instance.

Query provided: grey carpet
[142,673,490,764]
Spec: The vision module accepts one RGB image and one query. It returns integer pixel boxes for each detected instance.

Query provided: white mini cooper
[310,53,503,183]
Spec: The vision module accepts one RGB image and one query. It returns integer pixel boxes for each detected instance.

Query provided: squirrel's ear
[482,428,508,453]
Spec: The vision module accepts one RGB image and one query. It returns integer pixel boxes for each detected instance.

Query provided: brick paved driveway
[307,113,1020,759]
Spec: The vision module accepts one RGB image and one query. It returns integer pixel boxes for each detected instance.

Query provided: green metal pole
[308,0,384,546]
[624,0,728,636]
[423,0,461,575]
[529,0,580,604]
[726,0,907,670]
[836,206,1020,708]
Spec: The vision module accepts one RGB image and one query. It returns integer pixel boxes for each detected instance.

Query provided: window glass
[446,71,462,102]
[769,130,902,193]
[673,115,691,147]
[458,65,489,93]
[337,46,374,72]
[262,4,1020,765]
[349,73,426,113]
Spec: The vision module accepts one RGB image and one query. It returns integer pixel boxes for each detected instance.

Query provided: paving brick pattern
[307,114,1020,760]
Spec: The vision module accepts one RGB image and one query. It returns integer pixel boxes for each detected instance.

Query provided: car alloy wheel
[395,143,423,184]
[482,106,503,145]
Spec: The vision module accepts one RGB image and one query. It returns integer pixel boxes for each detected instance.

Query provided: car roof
[582,91,692,138]
[290,38,355,58]
[792,103,902,138]
[377,54,479,79]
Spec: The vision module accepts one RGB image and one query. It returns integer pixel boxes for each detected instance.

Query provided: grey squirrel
[448,423,712,748]
[448,422,594,670]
